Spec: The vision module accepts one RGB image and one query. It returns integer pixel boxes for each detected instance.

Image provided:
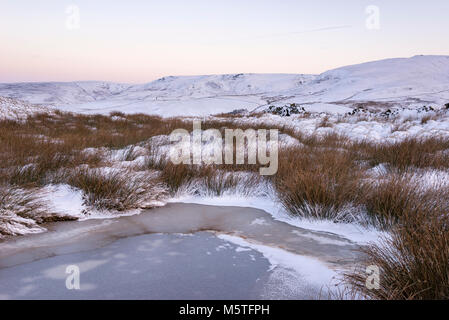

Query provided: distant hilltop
[1,55,448,117]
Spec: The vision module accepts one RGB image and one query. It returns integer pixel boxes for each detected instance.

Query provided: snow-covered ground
[226,109,449,142]
[280,55,449,110]
[0,96,52,120]
[1,55,448,117]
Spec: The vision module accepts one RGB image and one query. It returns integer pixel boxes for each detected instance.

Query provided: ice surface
[0,203,361,299]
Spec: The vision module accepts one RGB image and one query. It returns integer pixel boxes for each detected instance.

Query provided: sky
[1,0,448,83]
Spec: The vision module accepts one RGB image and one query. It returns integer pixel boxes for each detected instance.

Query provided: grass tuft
[67,168,165,211]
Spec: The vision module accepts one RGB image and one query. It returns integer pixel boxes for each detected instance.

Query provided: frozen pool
[0,203,361,299]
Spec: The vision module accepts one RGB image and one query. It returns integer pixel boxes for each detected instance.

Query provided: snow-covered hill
[0,82,130,105]
[1,55,448,117]
[0,96,52,120]
[278,55,449,112]
[134,73,311,97]
[0,74,313,117]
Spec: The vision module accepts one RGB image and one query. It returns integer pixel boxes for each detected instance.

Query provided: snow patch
[217,234,338,291]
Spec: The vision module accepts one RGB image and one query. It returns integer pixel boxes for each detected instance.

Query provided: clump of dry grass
[390,118,414,133]
[118,145,140,162]
[152,157,261,197]
[344,174,449,299]
[157,163,238,196]
[0,185,47,238]
[200,169,239,196]
[67,168,165,211]
[345,206,449,300]
[316,116,333,129]
[0,185,44,219]
[420,114,439,124]
[357,174,445,229]
[296,132,349,149]
[157,162,199,194]
[273,144,363,221]
[358,137,449,171]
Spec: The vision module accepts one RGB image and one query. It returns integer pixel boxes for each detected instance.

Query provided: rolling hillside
[1,55,448,117]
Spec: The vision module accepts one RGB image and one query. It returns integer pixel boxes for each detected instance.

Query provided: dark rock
[379,108,400,118]
[346,107,370,116]
[267,103,305,117]
[228,108,248,115]
[417,105,435,113]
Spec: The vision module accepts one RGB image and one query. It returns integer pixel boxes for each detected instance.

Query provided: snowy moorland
[1,55,449,299]
[1,55,449,118]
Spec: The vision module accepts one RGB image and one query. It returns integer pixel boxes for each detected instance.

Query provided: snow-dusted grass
[0,96,52,120]
[0,185,78,239]
[67,168,166,212]
[345,206,449,300]
[0,185,46,238]
[273,143,363,223]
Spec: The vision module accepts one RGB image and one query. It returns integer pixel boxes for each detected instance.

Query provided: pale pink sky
[1,0,448,83]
